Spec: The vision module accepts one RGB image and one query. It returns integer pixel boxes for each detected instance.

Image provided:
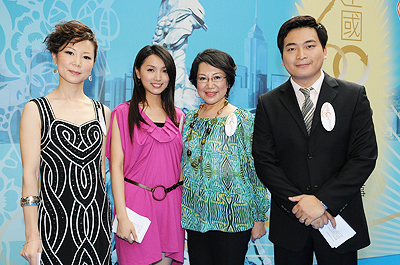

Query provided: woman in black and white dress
[19,20,112,265]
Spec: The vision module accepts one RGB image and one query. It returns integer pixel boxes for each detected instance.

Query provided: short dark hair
[277,15,328,56]
[189,49,237,98]
[44,20,98,62]
[128,45,177,140]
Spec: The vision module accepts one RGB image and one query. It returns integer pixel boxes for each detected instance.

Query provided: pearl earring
[88,75,92,81]
[53,65,58,74]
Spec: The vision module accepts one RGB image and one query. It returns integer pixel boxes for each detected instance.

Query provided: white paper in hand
[37,253,41,264]
[319,215,356,248]
[112,207,151,243]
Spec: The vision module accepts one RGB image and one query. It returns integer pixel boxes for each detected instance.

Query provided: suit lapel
[279,80,308,136]
[310,73,339,136]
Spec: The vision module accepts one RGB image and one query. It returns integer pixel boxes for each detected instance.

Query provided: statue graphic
[153,0,207,111]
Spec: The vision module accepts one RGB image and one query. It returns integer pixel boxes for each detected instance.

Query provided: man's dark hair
[277,15,328,55]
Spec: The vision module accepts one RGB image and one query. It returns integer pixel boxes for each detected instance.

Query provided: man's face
[281,27,327,87]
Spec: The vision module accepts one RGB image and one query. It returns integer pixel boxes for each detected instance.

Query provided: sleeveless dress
[105,102,185,265]
[32,97,112,265]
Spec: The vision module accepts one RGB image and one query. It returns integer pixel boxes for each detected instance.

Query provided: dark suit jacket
[252,73,377,253]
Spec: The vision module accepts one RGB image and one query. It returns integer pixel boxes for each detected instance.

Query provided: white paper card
[37,252,41,264]
[112,207,151,243]
[319,215,356,248]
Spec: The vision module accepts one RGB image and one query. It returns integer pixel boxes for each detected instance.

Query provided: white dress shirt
[290,70,325,110]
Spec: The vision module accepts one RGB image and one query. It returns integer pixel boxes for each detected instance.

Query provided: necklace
[186,99,229,168]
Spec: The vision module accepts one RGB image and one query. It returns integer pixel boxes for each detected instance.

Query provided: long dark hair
[128,45,177,140]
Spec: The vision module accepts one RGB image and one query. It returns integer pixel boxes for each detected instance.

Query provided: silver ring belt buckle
[151,185,167,201]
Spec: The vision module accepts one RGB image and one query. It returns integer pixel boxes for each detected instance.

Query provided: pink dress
[106,102,185,265]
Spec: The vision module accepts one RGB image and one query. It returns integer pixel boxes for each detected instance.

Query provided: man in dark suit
[252,15,377,265]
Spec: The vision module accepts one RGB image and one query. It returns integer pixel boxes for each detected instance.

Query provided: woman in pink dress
[106,45,185,265]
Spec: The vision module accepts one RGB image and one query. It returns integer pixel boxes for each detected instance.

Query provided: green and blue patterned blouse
[181,108,270,233]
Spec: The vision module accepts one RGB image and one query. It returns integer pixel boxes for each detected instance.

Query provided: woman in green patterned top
[181,49,270,265]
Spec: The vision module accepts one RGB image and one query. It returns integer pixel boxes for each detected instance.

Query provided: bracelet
[24,238,41,246]
[320,201,328,210]
[24,203,38,206]
[20,196,41,207]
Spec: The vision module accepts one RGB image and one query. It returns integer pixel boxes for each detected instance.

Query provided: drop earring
[53,65,58,74]
[88,75,92,81]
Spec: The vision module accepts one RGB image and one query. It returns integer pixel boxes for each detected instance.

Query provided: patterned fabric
[32,97,112,265]
[181,108,269,233]
[300,87,315,135]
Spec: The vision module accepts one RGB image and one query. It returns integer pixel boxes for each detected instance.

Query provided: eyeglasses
[196,75,226,83]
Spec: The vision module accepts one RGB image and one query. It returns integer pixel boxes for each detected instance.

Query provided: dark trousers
[186,229,252,265]
[274,230,357,265]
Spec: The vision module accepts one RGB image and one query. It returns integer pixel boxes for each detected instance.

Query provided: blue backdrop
[1,0,400,264]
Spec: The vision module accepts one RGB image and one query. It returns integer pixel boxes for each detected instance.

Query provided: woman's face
[196,62,228,106]
[135,54,169,97]
[52,40,95,85]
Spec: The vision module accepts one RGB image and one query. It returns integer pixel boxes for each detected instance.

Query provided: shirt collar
[290,70,325,94]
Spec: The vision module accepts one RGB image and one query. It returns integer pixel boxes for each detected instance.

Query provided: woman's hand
[20,239,42,265]
[251,221,266,241]
[116,216,138,244]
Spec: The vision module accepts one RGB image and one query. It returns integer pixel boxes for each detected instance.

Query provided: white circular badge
[225,113,237,136]
[320,102,335,132]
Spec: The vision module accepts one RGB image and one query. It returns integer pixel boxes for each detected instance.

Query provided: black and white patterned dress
[32,97,112,265]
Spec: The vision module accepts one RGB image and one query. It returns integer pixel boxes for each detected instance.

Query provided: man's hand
[289,194,326,226]
[310,211,336,229]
